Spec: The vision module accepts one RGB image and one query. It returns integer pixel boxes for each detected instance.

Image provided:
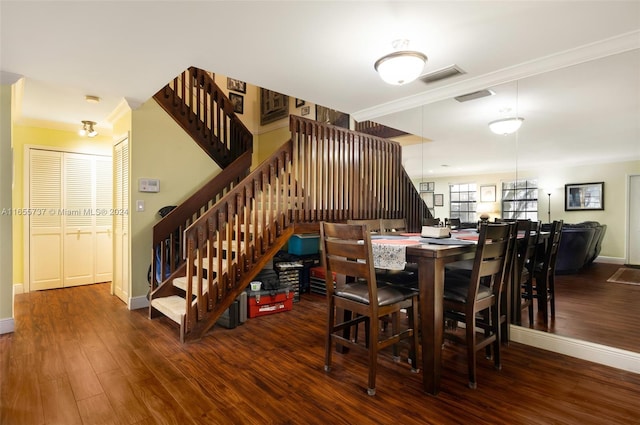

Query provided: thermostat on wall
[138,178,160,193]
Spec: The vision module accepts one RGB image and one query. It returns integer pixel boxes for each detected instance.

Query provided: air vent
[454,89,496,103]
[419,65,465,84]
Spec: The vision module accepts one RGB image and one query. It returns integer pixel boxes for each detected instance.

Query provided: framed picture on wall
[301,105,310,116]
[260,89,289,125]
[434,193,444,207]
[229,93,243,114]
[421,191,434,208]
[316,105,349,129]
[565,182,604,210]
[227,78,246,93]
[296,98,305,108]
[420,182,435,192]
[480,185,496,202]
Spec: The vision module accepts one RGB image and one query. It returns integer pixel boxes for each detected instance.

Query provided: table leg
[418,257,444,395]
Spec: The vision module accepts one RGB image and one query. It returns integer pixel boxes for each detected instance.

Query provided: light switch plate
[136,200,145,212]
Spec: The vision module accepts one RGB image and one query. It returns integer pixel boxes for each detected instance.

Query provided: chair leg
[409,301,420,373]
[324,301,335,372]
[367,319,378,396]
[466,316,477,389]
[549,274,556,318]
[492,304,502,371]
[391,311,400,361]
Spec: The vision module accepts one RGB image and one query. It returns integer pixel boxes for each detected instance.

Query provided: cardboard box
[247,288,294,318]
[288,234,320,256]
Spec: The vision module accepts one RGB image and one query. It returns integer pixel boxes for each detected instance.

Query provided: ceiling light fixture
[79,120,98,137]
[85,95,101,103]
[488,117,524,135]
[374,39,427,85]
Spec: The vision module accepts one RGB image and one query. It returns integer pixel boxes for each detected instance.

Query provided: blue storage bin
[288,234,320,255]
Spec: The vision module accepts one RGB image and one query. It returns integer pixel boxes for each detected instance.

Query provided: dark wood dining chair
[379,218,408,234]
[445,217,461,230]
[347,218,381,234]
[320,222,419,396]
[517,220,541,326]
[533,220,563,325]
[423,217,441,226]
[442,222,513,389]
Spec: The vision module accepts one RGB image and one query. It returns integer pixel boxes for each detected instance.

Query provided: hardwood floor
[2,271,639,425]
[521,262,640,353]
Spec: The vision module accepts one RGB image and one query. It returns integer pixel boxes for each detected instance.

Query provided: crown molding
[353,30,640,122]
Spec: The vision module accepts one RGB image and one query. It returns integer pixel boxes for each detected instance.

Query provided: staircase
[148,67,432,343]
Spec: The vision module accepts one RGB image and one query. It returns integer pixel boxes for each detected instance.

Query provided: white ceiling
[2,1,639,178]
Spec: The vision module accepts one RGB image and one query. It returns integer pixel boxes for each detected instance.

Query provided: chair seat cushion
[336,282,414,306]
[443,279,492,303]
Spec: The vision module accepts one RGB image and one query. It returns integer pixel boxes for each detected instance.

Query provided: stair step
[193,257,230,273]
[173,276,212,294]
[151,295,186,324]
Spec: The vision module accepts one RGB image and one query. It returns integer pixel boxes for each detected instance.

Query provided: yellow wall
[128,99,222,299]
[1,84,14,323]
[415,159,640,260]
[11,125,113,287]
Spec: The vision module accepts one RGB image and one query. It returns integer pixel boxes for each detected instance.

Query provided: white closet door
[113,139,129,303]
[29,149,63,290]
[95,155,113,282]
[63,153,95,287]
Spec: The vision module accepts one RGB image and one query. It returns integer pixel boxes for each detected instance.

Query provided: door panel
[29,149,63,290]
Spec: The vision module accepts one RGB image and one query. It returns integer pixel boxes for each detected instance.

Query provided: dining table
[370,230,478,395]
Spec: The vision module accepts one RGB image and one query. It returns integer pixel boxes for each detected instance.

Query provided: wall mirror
[374,48,640,356]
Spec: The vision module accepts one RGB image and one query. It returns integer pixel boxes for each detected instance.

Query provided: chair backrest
[513,219,533,280]
[380,218,408,234]
[320,222,378,304]
[466,222,513,303]
[423,217,441,226]
[346,219,381,234]
[542,220,564,275]
[446,218,461,229]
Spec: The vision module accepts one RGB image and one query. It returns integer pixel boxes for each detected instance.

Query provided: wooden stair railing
[149,150,252,293]
[149,141,295,342]
[149,116,433,342]
[355,120,409,139]
[153,66,253,168]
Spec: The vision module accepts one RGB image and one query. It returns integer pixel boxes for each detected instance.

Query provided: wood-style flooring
[2,262,639,425]
[521,262,640,353]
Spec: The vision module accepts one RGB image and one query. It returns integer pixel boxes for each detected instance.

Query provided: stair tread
[151,295,186,324]
[193,257,230,272]
[173,276,214,293]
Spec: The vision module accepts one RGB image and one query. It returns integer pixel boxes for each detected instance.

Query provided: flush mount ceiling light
[85,95,101,103]
[488,117,524,135]
[374,39,427,85]
[79,120,98,137]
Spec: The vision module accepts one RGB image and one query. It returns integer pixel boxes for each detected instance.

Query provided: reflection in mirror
[378,49,640,355]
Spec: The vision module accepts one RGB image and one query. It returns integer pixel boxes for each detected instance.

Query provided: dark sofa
[543,221,607,274]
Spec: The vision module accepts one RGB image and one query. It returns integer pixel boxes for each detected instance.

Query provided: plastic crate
[288,234,320,255]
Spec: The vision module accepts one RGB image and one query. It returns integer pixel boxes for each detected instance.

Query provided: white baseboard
[129,295,149,310]
[594,256,625,265]
[13,283,24,296]
[0,317,15,334]
[510,325,640,374]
